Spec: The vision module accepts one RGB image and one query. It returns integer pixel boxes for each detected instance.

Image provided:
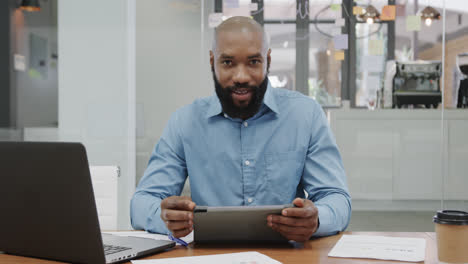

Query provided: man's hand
[160,196,196,238]
[267,198,319,242]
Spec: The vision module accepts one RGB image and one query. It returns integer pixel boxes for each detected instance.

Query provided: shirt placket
[240,120,256,205]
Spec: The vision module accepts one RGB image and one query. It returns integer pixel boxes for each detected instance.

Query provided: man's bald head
[211,16,270,54]
[209,16,271,120]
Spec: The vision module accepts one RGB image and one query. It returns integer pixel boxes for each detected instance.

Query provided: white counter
[328,109,468,211]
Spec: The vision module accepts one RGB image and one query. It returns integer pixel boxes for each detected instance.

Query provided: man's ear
[210,50,214,69]
[267,49,271,65]
[267,49,271,73]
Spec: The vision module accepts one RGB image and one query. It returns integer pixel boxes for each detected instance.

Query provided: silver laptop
[0,141,175,264]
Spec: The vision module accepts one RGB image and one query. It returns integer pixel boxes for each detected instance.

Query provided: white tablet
[193,204,294,243]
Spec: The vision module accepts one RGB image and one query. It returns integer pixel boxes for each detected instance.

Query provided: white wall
[58,0,135,229]
[135,0,214,186]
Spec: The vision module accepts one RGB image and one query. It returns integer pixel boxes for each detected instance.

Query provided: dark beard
[212,69,268,120]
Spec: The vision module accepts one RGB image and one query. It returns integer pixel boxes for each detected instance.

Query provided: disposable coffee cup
[433,210,468,264]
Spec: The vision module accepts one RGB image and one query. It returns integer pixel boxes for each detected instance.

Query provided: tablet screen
[193,204,293,242]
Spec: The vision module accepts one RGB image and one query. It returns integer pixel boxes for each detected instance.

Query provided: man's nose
[232,65,250,84]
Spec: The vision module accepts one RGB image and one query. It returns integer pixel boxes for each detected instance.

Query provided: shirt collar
[205,80,280,119]
[262,81,280,115]
[205,95,223,119]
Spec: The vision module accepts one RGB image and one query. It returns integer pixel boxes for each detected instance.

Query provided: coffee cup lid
[433,210,468,225]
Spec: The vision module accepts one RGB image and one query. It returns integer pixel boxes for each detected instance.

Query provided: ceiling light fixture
[19,0,41,12]
[358,5,380,25]
[420,6,441,27]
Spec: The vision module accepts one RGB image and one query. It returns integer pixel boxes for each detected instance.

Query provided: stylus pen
[168,234,189,247]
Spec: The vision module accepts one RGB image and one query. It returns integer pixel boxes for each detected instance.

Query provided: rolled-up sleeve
[301,103,352,237]
[130,112,187,234]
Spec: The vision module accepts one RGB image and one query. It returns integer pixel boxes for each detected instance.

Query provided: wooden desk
[0,232,438,264]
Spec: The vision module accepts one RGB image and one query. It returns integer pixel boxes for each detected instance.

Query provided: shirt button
[247,198,253,203]
[243,121,248,127]
[244,160,250,166]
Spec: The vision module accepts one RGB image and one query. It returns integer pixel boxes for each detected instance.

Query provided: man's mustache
[225,84,257,92]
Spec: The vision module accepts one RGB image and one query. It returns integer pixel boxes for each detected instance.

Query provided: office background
[1,0,467,231]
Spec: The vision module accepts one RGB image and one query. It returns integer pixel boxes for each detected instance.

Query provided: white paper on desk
[104,231,193,246]
[328,235,426,262]
[131,251,282,264]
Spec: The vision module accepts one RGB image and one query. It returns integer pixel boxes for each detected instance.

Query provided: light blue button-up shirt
[131,83,351,237]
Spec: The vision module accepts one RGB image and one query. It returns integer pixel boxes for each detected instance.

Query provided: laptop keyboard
[103,244,132,255]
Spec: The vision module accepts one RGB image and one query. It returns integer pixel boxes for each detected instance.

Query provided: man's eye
[250,59,261,65]
[222,60,232,66]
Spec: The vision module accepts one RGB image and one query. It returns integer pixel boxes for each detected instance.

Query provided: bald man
[130,16,351,242]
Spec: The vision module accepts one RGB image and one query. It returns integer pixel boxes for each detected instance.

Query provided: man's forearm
[130,192,170,234]
[312,192,352,237]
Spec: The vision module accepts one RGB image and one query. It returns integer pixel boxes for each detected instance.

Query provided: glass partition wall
[2,0,466,232]
[1,0,58,140]
[209,0,461,232]
[1,0,136,230]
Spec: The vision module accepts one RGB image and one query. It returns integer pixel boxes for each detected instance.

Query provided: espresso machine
[457,65,468,108]
[392,61,442,108]
[456,53,468,108]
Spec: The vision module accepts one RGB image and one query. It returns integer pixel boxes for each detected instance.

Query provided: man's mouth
[231,88,253,105]
[232,88,250,95]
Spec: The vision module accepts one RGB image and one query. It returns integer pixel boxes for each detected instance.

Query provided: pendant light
[359,4,380,24]
[19,0,41,12]
[420,6,441,27]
